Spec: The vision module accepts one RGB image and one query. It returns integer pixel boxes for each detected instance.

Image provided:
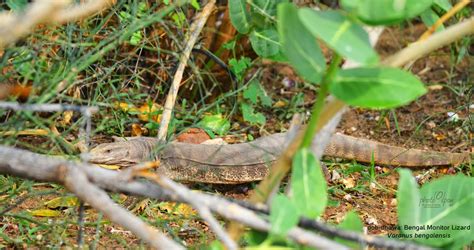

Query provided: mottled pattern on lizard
[89,133,471,184]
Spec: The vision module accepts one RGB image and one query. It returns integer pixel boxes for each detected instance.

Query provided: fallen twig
[137,171,238,250]
[0,146,348,249]
[0,0,116,48]
[63,166,183,250]
[157,0,217,140]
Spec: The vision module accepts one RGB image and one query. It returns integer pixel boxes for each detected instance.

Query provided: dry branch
[157,0,217,140]
[63,166,183,250]
[0,0,116,49]
[0,146,350,249]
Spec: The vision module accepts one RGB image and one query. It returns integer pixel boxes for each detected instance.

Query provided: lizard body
[89,133,471,184]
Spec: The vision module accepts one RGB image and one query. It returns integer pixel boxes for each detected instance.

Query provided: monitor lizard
[88,132,471,184]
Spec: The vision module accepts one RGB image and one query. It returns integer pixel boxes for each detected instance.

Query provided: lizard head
[89,141,143,167]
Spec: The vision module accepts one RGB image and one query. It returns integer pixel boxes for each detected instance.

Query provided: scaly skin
[89,133,471,184]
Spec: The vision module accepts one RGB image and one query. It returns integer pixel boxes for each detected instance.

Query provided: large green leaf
[269,194,300,236]
[228,0,252,34]
[397,169,421,235]
[240,102,266,125]
[197,114,230,136]
[291,148,327,218]
[298,9,378,65]
[416,175,473,247]
[336,211,364,248]
[330,67,427,108]
[249,27,280,57]
[243,79,272,107]
[398,171,474,247]
[277,3,325,83]
[341,0,434,25]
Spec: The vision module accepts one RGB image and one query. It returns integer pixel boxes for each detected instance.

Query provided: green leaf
[420,9,444,32]
[397,169,421,234]
[198,114,230,136]
[330,67,427,108]
[434,0,452,12]
[291,148,327,218]
[229,0,252,34]
[269,194,300,236]
[249,0,286,28]
[298,9,378,65]
[190,0,201,10]
[249,27,280,57]
[240,102,266,125]
[243,79,272,107]
[44,196,80,209]
[341,0,434,25]
[229,57,252,80]
[411,174,474,247]
[129,31,143,45]
[278,3,325,83]
[6,0,28,11]
[336,211,364,248]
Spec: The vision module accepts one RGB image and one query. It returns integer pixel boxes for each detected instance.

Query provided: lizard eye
[105,149,112,154]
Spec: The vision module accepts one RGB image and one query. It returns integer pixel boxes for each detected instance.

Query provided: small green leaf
[198,114,230,136]
[298,9,378,65]
[330,67,427,108]
[397,169,421,235]
[434,0,452,12]
[336,211,364,248]
[229,57,252,80]
[291,148,327,218]
[229,0,252,34]
[420,8,444,32]
[243,79,272,107]
[129,30,143,45]
[249,27,280,57]
[6,0,28,11]
[278,3,325,83]
[269,194,300,236]
[341,0,435,25]
[45,196,80,209]
[240,102,266,125]
[190,0,201,10]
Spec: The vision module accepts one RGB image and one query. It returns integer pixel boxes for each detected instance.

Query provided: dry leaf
[176,128,210,144]
[44,196,79,209]
[131,123,144,136]
[432,132,446,141]
[30,209,61,217]
[137,102,162,123]
[114,101,136,112]
[342,177,355,189]
[131,198,150,213]
[58,111,73,126]
[427,84,443,91]
[96,164,121,170]
[0,129,49,136]
[159,202,197,217]
[273,100,287,108]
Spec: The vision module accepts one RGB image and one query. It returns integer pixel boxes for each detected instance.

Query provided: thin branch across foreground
[0,146,432,249]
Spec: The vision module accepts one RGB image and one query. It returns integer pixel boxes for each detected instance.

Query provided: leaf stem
[300,54,342,149]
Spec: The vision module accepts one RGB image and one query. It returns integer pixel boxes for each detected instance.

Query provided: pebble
[447,112,459,122]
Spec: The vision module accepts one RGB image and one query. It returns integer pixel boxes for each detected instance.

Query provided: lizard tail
[324,134,471,167]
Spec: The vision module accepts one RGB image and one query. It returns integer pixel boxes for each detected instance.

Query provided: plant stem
[300,54,342,149]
